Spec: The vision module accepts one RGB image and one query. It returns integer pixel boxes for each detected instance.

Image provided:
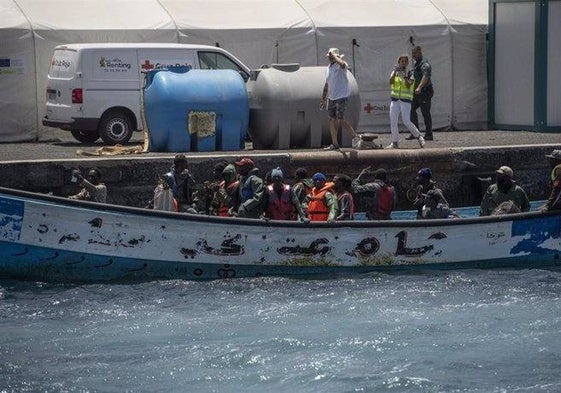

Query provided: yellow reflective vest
[390,72,414,102]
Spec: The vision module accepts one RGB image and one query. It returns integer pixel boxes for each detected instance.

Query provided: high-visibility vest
[390,73,414,102]
[307,182,334,221]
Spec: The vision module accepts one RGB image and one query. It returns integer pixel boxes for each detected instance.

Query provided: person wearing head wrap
[307,172,338,222]
[211,163,240,217]
[541,164,561,212]
[351,167,396,220]
[263,167,307,221]
[292,168,314,215]
[234,157,265,219]
[412,167,448,219]
[480,165,530,216]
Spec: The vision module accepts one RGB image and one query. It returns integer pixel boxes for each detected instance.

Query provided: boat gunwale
[0,186,554,229]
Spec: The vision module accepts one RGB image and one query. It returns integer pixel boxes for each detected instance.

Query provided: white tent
[0,0,488,142]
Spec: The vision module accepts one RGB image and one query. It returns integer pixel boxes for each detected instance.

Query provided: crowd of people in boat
[68,150,561,221]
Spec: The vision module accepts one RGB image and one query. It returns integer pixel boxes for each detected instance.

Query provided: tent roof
[6,0,487,31]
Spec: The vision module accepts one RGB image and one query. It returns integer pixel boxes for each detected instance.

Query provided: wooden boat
[0,186,560,282]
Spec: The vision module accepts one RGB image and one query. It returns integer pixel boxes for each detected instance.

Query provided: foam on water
[2,269,561,392]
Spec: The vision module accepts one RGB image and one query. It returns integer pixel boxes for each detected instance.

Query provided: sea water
[1,271,561,392]
[2,202,560,392]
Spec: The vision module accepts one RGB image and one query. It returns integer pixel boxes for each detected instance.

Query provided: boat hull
[1,187,560,282]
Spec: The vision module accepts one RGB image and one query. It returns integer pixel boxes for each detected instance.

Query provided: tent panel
[299,0,446,27]
[494,2,534,126]
[15,0,176,30]
[162,0,313,29]
[548,1,561,126]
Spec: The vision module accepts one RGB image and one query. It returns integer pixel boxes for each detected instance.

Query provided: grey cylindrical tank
[247,64,360,149]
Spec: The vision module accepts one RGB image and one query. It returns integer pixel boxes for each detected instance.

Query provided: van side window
[198,51,249,82]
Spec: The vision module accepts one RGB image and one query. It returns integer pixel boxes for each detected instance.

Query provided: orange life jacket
[307,182,334,221]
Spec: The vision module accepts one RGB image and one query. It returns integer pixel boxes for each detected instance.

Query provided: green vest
[390,74,414,101]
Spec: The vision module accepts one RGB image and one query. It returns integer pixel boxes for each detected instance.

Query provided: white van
[43,43,251,144]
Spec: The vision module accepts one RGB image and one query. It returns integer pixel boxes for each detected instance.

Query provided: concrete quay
[1,129,560,209]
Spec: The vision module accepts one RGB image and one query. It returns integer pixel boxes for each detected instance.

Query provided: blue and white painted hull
[0,187,560,282]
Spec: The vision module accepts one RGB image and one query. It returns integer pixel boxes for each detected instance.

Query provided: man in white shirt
[319,48,360,150]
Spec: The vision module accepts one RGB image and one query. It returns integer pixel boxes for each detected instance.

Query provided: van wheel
[99,111,133,145]
[71,130,100,143]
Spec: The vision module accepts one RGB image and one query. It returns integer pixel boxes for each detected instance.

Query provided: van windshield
[50,49,78,78]
[198,51,249,81]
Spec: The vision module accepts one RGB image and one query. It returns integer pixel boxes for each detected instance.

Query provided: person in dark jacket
[235,157,265,219]
[352,167,396,220]
[413,167,448,219]
[165,154,196,213]
[333,174,355,220]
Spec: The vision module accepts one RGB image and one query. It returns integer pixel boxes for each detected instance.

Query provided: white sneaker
[418,136,425,148]
[385,142,399,149]
[323,144,339,151]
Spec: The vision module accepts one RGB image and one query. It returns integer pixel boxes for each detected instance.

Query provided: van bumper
[42,116,99,131]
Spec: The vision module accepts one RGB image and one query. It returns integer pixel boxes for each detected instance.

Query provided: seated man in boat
[413,168,448,219]
[541,164,561,212]
[235,157,265,219]
[164,154,197,213]
[420,190,460,219]
[352,167,396,220]
[307,172,338,222]
[68,168,107,203]
[263,167,307,221]
[292,167,313,215]
[211,163,240,217]
[333,174,355,220]
[480,166,530,216]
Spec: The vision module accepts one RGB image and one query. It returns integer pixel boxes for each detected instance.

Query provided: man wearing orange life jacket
[352,167,396,220]
[264,167,307,221]
[333,174,355,220]
[307,172,338,222]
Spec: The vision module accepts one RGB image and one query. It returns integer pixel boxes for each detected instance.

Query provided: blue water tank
[144,67,249,152]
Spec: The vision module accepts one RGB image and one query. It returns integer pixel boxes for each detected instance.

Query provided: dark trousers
[410,87,433,135]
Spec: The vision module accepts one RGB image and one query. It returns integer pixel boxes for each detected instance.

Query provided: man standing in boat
[307,172,338,222]
[165,154,196,213]
[352,167,396,220]
[235,157,265,219]
[480,166,530,216]
[263,167,307,221]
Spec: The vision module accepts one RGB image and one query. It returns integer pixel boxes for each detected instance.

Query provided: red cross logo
[363,103,374,114]
[141,60,154,70]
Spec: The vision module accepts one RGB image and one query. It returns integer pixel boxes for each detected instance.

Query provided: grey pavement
[2,128,561,162]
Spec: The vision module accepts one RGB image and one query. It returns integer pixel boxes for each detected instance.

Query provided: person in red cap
[234,157,265,218]
[480,166,530,216]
